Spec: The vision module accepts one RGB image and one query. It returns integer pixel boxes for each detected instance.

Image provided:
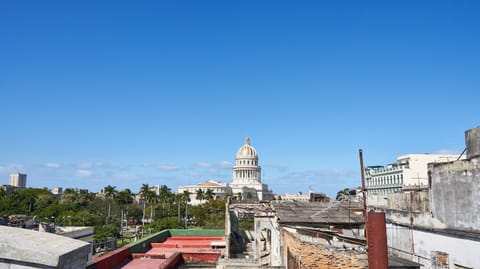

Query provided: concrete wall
[387,223,480,269]
[367,194,388,208]
[254,215,282,267]
[368,191,430,213]
[386,191,429,212]
[429,158,480,232]
[90,246,130,269]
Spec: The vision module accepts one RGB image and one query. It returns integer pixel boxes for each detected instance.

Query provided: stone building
[178,136,273,204]
[229,136,273,201]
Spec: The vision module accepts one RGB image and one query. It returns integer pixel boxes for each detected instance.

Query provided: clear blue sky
[1,1,479,198]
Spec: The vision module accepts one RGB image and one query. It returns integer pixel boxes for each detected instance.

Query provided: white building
[177,180,230,206]
[178,136,273,204]
[229,136,273,201]
[365,153,460,195]
[9,173,27,188]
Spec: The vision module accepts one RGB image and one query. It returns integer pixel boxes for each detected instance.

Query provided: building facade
[9,173,27,188]
[365,154,460,195]
[229,136,273,201]
[177,180,230,206]
[178,136,273,204]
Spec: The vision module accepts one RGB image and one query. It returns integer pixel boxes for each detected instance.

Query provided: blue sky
[1,1,479,198]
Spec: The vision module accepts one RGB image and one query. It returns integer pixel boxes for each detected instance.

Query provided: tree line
[0,184,226,242]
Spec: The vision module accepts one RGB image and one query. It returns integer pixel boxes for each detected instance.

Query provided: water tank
[465,127,480,159]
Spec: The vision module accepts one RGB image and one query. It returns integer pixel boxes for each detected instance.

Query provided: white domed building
[177,136,273,203]
[229,136,273,201]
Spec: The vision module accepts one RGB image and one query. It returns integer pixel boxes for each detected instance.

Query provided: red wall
[91,246,130,269]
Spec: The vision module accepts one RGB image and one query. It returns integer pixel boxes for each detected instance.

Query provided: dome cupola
[236,136,258,160]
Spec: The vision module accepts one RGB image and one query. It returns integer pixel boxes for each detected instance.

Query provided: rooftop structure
[89,229,225,269]
[0,225,90,269]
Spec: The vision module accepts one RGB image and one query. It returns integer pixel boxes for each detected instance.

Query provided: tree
[196,189,204,203]
[117,189,134,205]
[139,184,150,225]
[158,185,172,216]
[204,189,214,201]
[182,190,191,228]
[145,189,157,222]
[103,185,117,220]
[336,188,350,201]
[0,188,6,201]
[246,192,253,200]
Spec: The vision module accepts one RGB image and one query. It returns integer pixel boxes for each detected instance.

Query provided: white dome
[236,136,258,159]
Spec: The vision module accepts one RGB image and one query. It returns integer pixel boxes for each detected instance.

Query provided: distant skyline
[1,1,479,197]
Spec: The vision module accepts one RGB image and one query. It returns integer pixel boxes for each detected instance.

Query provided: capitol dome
[236,136,258,160]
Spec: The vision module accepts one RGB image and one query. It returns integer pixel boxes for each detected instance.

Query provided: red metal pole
[359,149,368,243]
[367,211,389,269]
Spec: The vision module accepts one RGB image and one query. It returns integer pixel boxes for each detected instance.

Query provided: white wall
[387,223,479,268]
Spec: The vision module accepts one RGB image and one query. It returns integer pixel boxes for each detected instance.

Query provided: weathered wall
[281,229,367,269]
[90,246,130,269]
[366,194,388,208]
[387,223,480,269]
[465,126,480,159]
[387,191,429,212]
[429,158,480,232]
[254,215,282,266]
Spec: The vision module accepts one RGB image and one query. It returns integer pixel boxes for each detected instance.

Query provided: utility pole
[359,149,368,244]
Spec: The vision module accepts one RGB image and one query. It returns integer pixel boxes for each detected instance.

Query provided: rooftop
[273,200,364,225]
[0,225,90,268]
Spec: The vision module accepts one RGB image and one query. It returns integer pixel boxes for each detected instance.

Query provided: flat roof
[273,201,364,224]
[0,226,90,267]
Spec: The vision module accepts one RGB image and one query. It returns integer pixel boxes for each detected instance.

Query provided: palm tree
[139,184,150,226]
[146,190,157,223]
[205,188,215,201]
[196,189,205,203]
[159,185,171,216]
[117,189,133,205]
[103,185,117,219]
[183,190,191,228]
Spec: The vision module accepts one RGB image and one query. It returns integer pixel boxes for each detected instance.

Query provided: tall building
[9,173,27,188]
[365,153,461,195]
[229,136,273,201]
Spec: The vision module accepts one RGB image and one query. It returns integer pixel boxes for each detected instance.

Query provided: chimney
[367,211,388,269]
